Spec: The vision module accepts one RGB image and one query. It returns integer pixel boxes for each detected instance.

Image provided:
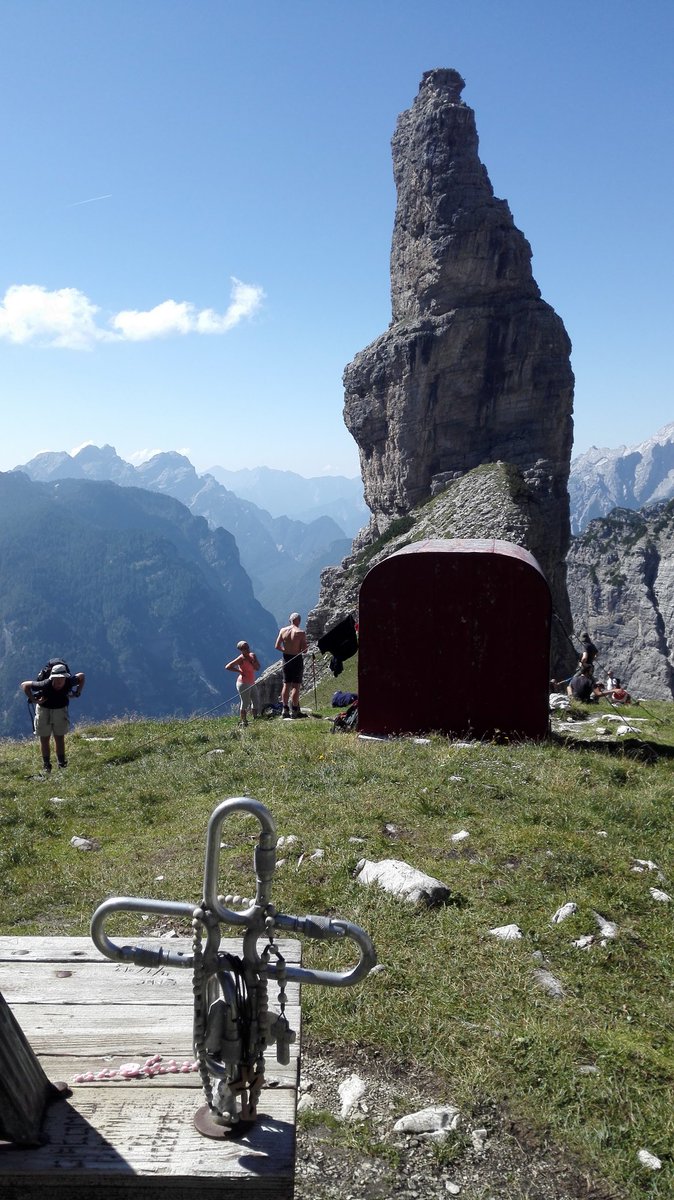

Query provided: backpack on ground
[331,700,358,733]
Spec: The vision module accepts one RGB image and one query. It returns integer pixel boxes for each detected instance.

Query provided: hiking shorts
[282,653,304,685]
[34,704,70,737]
[237,678,257,714]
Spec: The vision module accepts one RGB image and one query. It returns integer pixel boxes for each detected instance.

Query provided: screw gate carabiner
[90,796,376,1134]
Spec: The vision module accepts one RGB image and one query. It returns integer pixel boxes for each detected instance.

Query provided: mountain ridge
[569,420,674,533]
[0,471,278,737]
[14,447,353,623]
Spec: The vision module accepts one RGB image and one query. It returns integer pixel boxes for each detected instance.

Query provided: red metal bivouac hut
[357,538,551,740]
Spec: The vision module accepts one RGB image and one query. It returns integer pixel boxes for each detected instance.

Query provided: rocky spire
[342,69,575,656]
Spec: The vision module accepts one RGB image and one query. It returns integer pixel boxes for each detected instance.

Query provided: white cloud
[0,284,111,349]
[0,277,264,349]
[126,448,165,466]
[125,447,193,466]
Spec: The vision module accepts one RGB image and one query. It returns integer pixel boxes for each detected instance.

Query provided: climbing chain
[191,897,294,1126]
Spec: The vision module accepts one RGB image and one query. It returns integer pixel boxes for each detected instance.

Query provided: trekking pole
[26,699,35,733]
[312,653,318,711]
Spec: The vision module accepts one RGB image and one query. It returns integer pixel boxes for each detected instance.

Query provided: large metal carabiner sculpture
[91,797,376,1136]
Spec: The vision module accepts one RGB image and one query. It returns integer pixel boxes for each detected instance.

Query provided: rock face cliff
[318,69,575,674]
[567,501,674,699]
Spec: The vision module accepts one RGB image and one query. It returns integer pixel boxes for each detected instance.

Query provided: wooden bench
[0,935,300,1199]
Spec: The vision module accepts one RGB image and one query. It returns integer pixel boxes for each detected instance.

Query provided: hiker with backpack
[225,641,260,727]
[21,660,85,772]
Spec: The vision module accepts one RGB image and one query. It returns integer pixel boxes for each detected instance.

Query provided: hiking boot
[291,707,302,719]
[57,758,68,768]
[282,707,291,719]
[42,759,52,773]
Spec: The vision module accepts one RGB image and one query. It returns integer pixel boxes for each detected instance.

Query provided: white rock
[154,875,164,881]
[451,830,470,843]
[70,835,98,851]
[277,835,298,848]
[637,1149,662,1170]
[572,935,594,949]
[368,964,386,976]
[615,725,629,736]
[338,1073,366,1120]
[309,849,325,860]
[471,1127,488,1152]
[578,1064,598,1075]
[531,968,565,999]
[393,1105,461,1134]
[489,923,523,941]
[595,726,607,735]
[596,830,608,837]
[631,859,657,873]
[82,736,115,741]
[448,775,464,782]
[207,748,225,755]
[551,902,577,924]
[348,836,365,844]
[413,737,431,744]
[593,912,618,939]
[649,887,672,903]
[297,1093,316,1113]
[446,1184,461,1195]
[355,859,452,906]
[48,796,67,804]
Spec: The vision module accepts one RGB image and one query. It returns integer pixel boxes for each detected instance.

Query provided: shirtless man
[275,613,308,718]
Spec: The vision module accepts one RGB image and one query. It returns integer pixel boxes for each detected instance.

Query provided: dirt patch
[294,1041,622,1200]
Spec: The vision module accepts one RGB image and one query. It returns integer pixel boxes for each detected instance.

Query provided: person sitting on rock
[567,665,604,703]
[609,678,631,704]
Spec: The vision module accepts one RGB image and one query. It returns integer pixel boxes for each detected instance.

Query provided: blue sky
[0,0,671,478]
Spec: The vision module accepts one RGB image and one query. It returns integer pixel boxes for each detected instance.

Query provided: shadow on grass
[549,732,674,763]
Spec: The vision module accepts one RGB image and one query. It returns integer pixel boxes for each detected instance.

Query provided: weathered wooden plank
[0,961,299,1007]
[0,937,300,1200]
[0,935,300,963]
[3,1086,296,1174]
[22,1055,298,1089]
[13,1002,300,1062]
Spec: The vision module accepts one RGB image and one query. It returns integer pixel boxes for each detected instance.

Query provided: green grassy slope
[1,696,672,1198]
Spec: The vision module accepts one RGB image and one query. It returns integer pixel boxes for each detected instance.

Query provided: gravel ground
[294,1042,618,1200]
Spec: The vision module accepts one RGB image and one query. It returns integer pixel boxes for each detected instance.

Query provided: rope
[97,648,313,765]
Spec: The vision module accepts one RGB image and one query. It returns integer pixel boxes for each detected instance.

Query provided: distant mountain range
[205,465,367,535]
[568,421,674,533]
[14,447,359,623]
[0,472,278,738]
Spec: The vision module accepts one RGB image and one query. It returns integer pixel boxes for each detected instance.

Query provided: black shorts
[282,653,304,685]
